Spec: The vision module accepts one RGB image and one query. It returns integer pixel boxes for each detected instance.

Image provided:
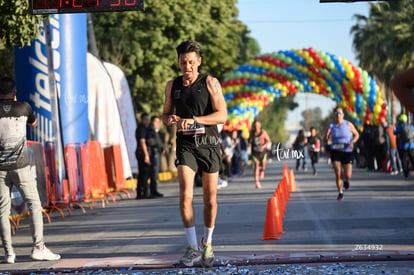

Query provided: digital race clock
[29,0,144,14]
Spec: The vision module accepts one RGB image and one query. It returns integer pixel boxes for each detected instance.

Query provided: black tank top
[172,74,220,148]
[251,130,264,154]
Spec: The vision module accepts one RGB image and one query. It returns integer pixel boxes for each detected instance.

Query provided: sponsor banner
[87,53,133,178]
[103,62,138,175]
[58,14,89,145]
[14,14,88,145]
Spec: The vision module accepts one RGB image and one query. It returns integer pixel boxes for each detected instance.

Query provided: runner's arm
[263,130,272,150]
[162,80,180,126]
[324,128,331,142]
[194,75,227,125]
[348,122,359,149]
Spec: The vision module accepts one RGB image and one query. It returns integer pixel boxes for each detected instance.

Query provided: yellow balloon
[376,97,383,107]
[373,104,381,114]
[350,95,356,105]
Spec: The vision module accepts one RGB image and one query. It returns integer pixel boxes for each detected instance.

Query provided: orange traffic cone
[281,174,290,201]
[283,163,288,174]
[289,169,297,192]
[283,164,290,190]
[276,184,286,218]
[262,197,283,240]
[276,179,287,205]
[272,196,284,234]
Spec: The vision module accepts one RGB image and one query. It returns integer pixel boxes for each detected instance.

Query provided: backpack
[400,124,414,144]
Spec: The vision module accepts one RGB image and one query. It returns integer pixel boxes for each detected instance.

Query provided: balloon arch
[221,48,388,137]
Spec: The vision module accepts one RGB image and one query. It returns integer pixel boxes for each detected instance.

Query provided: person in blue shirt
[394,114,414,177]
[324,107,359,201]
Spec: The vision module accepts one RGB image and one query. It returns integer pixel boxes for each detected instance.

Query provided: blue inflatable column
[14,14,89,145]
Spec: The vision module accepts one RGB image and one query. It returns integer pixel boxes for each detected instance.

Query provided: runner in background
[249,119,271,189]
[325,107,359,201]
[293,129,308,172]
[307,127,321,176]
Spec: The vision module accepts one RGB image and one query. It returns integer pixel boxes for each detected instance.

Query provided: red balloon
[378,116,386,124]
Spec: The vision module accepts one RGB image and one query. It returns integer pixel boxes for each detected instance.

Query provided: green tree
[0,0,45,78]
[257,96,298,144]
[351,1,414,123]
[300,107,323,131]
[92,0,256,115]
[0,0,44,48]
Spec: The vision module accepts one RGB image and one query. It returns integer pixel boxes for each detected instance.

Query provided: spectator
[146,115,164,198]
[238,130,249,175]
[293,129,308,172]
[0,77,60,263]
[384,122,403,175]
[230,130,242,176]
[220,131,233,184]
[361,122,375,171]
[135,113,151,199]
[394,114,414,177]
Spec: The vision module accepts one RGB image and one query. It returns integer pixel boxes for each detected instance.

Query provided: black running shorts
[330,150,353,164]
[175,146,221,173]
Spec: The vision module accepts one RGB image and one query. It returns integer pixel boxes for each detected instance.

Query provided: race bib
[331,143,346,150]
[181,124,206,136]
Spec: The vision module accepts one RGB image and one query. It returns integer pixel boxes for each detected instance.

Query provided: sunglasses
[334,111,344,116]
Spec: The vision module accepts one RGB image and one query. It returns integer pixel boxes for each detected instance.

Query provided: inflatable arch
[221,48,388,137]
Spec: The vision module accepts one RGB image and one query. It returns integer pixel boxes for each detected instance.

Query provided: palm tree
[351,1,414,123]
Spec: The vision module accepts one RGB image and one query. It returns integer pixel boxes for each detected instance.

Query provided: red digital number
[72,0,82,8]
[50,0,62,8]
[35,0,61,8]
[35,0,48,8]
[110,0,120,6]
[87,0,99,7]
[110,0,136,6]
[125,0,136,6]
[43,0,62,9]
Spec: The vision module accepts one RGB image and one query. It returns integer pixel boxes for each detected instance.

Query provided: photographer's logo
[193,132,221,147]
[273,143,305,161]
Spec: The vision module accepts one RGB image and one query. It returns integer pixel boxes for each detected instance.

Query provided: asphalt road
[2,157,414,274]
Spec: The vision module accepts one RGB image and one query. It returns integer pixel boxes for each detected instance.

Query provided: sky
[236,0,370,128]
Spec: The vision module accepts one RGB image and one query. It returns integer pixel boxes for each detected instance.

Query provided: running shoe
[343,180,350,190]
[179,246,201,267]
[337,193,344,201]
[200,238,215,267]
[217,179,228,189]
[31,245,60,261]
[4,253,15,264]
